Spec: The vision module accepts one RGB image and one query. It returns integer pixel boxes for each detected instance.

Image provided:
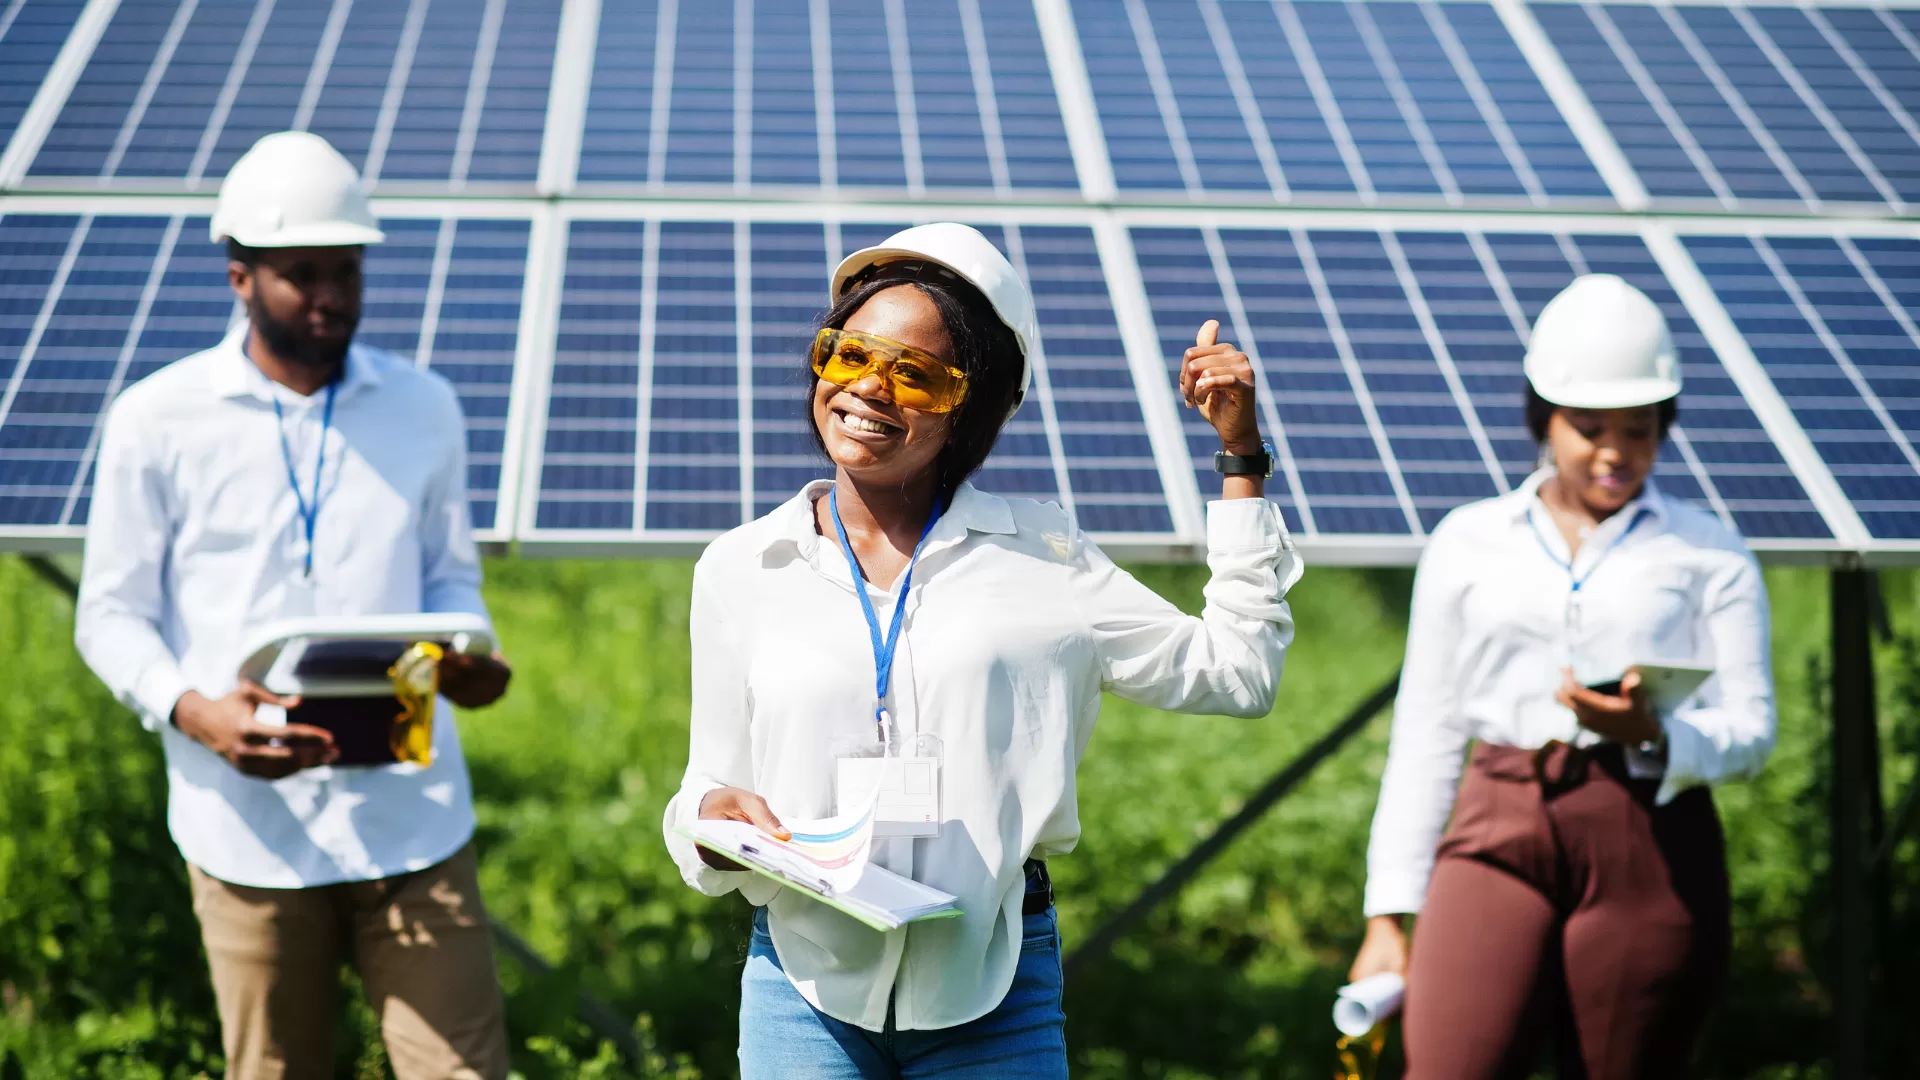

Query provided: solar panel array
[1,0,1916,562]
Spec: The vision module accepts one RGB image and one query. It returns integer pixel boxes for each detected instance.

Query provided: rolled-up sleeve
[75,396,191,732]
[1364,525,1472,917]
[662,557,771,899]
[1084,497,1302,718]
[1657,552,1774,805]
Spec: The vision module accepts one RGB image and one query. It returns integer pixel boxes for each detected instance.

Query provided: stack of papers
[683,818,961,932]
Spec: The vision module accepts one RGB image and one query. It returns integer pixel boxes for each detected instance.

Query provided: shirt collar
[759,479,1019,559]
[1511,467,1670,531]
[210,324,384,403]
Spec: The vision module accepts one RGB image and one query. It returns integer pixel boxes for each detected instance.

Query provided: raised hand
[1181,320,1261,455]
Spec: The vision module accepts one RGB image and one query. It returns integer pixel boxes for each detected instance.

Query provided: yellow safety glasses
[810,327,970,414]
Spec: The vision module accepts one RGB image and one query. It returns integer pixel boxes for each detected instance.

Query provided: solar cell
[573,0,1072,194]
[0,212,527,533]
[1532,2,1920,210]
[1529,1,1726,202]
[1685,233,1920,538]
[531,218,1171,541]
[537,219,647,531]
[0,0,1910,560]
[1132,221,1829,541]
[1134,225,1421,536]
[1438,2,1611,198]
[1674,4,1887,206]
[1006,224,1171,533]
[0,0,87,155]
[1076,0,1606,205]
[1749,6,1920,206]
[749,222,830,516]
[27,0,560,186]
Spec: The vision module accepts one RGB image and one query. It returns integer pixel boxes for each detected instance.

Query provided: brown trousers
[188,843,510,1080]
[1404,743,1730,1080]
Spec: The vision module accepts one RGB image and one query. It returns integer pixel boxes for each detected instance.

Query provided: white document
[682,818,960,931]
[1333,972,1406,1037]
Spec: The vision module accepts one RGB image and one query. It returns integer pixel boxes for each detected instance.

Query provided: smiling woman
[807,257,1024,526]
[659,222,1302,1078]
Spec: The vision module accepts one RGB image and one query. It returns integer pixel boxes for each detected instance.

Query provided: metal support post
[1830,566,1878,1078]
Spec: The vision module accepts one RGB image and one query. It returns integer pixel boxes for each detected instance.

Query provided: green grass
[3,555,1918,1077]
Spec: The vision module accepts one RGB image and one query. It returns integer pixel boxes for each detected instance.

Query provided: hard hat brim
[1530,376,1682,411]
[214,222,386,248]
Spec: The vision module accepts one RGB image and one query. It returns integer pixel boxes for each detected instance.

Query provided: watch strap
[1214,444,1274,478]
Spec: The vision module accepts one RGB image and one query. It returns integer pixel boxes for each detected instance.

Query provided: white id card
[837,756,941,838]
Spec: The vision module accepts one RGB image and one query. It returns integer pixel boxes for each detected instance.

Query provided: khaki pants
[188,843,510,1080]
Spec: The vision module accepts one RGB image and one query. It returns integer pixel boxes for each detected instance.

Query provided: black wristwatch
[1215,438,1276,478]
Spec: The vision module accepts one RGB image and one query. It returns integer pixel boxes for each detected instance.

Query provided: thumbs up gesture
[1181,320,1262,455]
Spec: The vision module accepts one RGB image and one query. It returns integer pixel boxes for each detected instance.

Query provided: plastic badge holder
[236,614,494,768]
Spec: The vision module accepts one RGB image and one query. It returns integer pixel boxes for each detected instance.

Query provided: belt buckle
[1022,859,1052,915]
[1532,741,1588,799]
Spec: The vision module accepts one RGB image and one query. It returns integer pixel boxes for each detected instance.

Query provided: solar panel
[1075,0,1609,205]
[1531,2,1920,211]
[0,0,84,155]
[1130,222,1826,542]
[1684,232,1920,540]
[25,0,561,188]
[574,0,1076,195]
[0,211,530,538]
[1,0,1917,563]
[526,215,1172,548]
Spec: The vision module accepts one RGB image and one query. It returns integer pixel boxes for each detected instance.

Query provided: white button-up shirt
[664,481,1301,1031]
[1363,469,1774,917]
[75,328,489,889]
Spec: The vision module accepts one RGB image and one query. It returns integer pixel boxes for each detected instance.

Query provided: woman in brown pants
[1348,274,1776,1078]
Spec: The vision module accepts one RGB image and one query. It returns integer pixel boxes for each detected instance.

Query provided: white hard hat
[211,131,384,248]
[830,223,1036,413]
[1524,274,1681,409]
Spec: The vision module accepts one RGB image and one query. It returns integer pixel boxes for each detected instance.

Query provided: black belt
[1022,858,1052,915]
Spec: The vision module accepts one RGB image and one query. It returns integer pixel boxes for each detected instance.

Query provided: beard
[249,293,356,370]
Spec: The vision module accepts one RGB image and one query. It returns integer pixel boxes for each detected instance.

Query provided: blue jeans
[738,906,1069,1079]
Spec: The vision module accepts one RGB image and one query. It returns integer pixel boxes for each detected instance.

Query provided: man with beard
[74,131,513,1079]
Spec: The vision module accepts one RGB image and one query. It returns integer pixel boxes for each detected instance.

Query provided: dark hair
[1523,382,1677,442]
[226,238,259,266]
[807,264,1024,506]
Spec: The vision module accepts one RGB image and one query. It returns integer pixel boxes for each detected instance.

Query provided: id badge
[834,733,942,838]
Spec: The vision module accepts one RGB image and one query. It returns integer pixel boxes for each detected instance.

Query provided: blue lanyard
[829,487,942,736]
[273,383,337,578]
[1527,500,1648,592]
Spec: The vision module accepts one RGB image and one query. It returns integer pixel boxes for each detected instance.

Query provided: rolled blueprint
[1333,972,1406,1037]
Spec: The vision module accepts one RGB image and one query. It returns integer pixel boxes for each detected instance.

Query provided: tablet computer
[237,614,494,767]
[1587,662,1712,713]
